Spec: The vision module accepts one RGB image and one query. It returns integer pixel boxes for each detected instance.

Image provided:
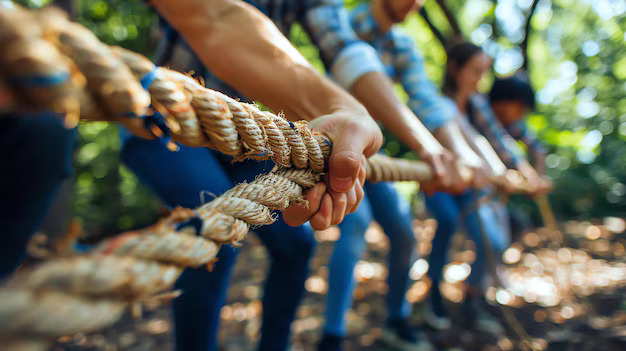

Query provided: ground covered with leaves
[51,217,625,351]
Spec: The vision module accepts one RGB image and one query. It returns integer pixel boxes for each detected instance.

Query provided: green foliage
[72,123,161,239]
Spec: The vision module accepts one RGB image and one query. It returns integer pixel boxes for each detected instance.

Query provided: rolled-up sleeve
[303,0,385,88]
[391,32,456,131]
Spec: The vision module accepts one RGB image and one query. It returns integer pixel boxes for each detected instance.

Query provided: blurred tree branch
[419,7,447,47]
[489,0,499,39]
[521,0,541,70]
[435,0,463,40]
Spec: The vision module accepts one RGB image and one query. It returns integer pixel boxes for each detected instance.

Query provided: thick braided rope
[0,168,320,349]
[366,154,530,193]
[366,153,433,183]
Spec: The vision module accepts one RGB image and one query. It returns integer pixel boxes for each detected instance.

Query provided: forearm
[434,120,483,167]
[350,71,443,154]
[461,123,507,175]
[153,0,364,121]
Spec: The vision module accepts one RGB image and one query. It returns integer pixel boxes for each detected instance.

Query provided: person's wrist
[326,95,370,119]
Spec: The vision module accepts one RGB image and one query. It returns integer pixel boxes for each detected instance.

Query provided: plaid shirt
[347,4,456,131]
[157,0,385,101]
[505,120,547,167]
[467,94,523,168]
[347,4,523,167]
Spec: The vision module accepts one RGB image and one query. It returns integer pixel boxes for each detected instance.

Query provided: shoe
[317,333,343,351]
[461,296,505,335]
[422,288,452,331]
[422,302,452,331]
[379,318,434,351]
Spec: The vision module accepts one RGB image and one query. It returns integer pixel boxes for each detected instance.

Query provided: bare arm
[351,72,445,156]
[153,0,365,121]
[152,0,383,229]
[461,116,546,192]
[433,119,485,168]
[458,117,507,176]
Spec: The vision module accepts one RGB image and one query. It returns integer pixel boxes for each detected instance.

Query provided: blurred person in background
[488,76,552,241]
[0,112,76,278]
[424,42,545,333]
[317,0,499,350]
[489,76,548,176]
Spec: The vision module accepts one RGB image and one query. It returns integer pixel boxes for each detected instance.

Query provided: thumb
[327,129,379,194]
[328,148,363,193]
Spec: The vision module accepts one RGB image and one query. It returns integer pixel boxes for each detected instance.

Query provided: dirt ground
[50,217,626,351]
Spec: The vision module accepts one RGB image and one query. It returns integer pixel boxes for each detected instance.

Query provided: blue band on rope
[120,66,178,148]
[8,71,70,87]
[253,151,267,157]
[140,67,159,90]
[175,215,204,236]
[288,121,296,130]
[144,109,175,147]
[324,139,333,149]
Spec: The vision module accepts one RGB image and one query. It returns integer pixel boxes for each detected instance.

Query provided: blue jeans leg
[253,214,315,351]
[424,191,462,316]
[426,191,510,290]
[0,114,76,278]
[490,201,512,248]
[121,137,237,351]
[425,192,461,285]
[218,157,317,351]
[365,182,416,321]
[463,196,510,287]
[173,247,239,351]
[324,195,373,336]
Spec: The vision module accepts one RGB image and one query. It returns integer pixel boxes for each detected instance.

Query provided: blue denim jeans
[121,135,316,351]
[0,114,76,279]
[323,181,417,336]
[425,191,509,289]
